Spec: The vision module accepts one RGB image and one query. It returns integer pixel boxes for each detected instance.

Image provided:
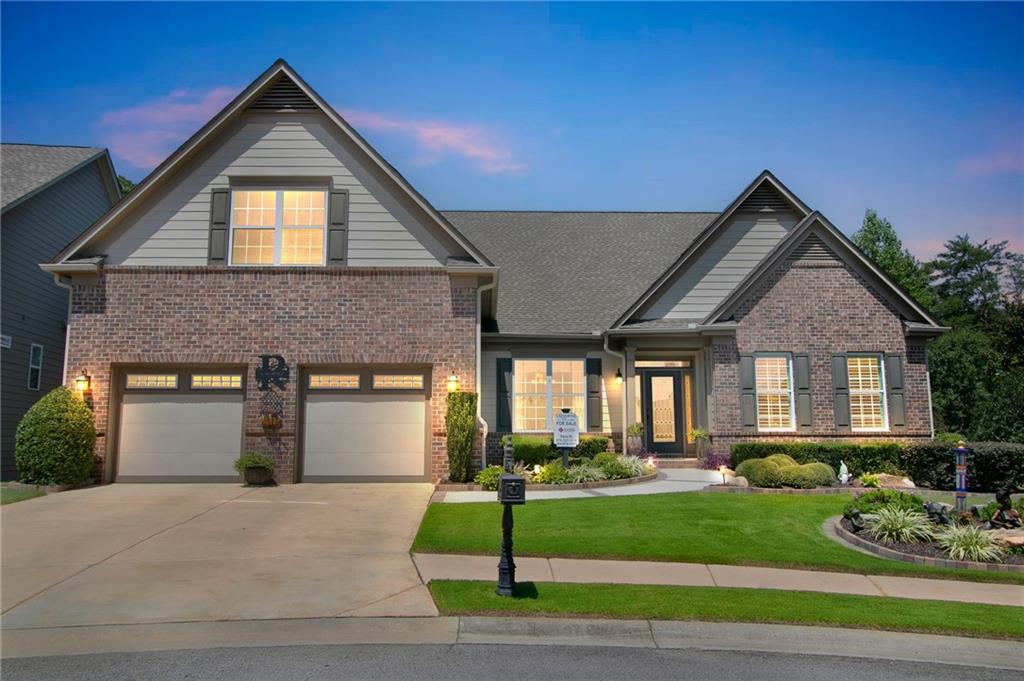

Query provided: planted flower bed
[462,453,657,491]
[838,489,1024,568]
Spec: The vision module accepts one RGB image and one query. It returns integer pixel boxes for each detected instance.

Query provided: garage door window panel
[309,374,360,390]
[191,374,243,390]
[126,374,179,390]
[372,374,424,390]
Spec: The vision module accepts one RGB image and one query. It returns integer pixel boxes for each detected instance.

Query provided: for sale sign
[553,411,580,449]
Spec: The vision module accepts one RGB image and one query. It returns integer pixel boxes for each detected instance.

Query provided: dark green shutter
[885,354,906,428]
[496,357,513,431]
[327,190,349,265]
[207,189,229,265]
[585,358,602,432]
[739,354,756,431]
[832,355,851,431]
[794,354,812,431]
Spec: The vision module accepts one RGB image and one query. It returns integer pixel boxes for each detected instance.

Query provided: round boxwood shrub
[15,386,96,485]
[764,453,799,469]
[779,462,836,488]
[734,458,782,487]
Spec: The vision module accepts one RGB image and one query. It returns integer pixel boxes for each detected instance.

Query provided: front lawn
[413,492,1024,584]
[0,485,45,505]
[429,580,1024,640]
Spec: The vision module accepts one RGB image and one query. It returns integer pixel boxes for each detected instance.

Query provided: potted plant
[689,427,711,462]
[234,452,276,486]
[626,422,644,456]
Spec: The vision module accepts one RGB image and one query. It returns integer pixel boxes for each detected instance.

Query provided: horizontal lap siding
[641,213,798,322]
[100,114,443,267]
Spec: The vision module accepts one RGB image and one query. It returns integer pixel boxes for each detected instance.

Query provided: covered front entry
[300,367,430,481]
[636,360,696,456]
[116,368,246,481]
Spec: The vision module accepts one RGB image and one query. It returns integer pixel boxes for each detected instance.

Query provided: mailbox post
[496,469,525,597]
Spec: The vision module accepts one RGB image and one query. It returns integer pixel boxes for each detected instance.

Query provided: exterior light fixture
[614,368,624,386]
[75,369,91,394]
[446,373,460,392]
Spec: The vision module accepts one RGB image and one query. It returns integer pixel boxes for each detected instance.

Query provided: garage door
[117,371,245,481]
[303,370,427,480]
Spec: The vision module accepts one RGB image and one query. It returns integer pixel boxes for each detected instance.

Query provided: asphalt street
[2,643,1013,681]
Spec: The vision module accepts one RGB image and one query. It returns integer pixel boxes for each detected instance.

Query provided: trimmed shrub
[901,441,1024,492]
[512,434,555,466]
[935,525,1004,562]
[233,452,274,473]
[731,442,903,477]
[15,386,96,485]
[592,452,618,467]
[763,453,799,469]
[445,392,478,483]
[778,462,836,489]
[734,458,782,488]
[474,465,503,491]
[843,489,924,518]
[565,462,607,484]
[534,461,570,485]
[573,435,610,459]
[865,507,935,544]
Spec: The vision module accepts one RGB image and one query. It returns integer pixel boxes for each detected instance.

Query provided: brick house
[43,61,945,484]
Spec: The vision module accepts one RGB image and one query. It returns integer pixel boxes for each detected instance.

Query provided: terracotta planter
[243,467,274,486]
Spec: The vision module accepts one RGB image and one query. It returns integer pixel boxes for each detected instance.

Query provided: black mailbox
[497,473,526,505]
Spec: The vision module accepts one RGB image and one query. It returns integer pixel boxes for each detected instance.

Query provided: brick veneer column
[65,267,477,483]
[710,254,934,455]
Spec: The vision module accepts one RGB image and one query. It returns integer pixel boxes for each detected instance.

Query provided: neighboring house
[42,61,945,484]
[2,144,121,480]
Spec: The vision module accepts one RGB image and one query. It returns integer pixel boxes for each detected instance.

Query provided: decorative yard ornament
[989,488,1022,530]
[255,354,290,391]
[838,461,850,485]
[954,441,970,514]
[924,501,953,527]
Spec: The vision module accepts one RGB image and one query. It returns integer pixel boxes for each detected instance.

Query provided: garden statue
[845,508,867,533]
[838,461,850,485]
[988,488,1022,530]
[924,501,953,526]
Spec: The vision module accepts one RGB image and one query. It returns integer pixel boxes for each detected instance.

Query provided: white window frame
[228,188,328,267]
[27,343,43,391]
[848,353,889,433]
[754,353,796,433]
[511,358,587,433]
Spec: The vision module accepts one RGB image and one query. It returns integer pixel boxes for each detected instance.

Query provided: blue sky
[2,2,1021,257]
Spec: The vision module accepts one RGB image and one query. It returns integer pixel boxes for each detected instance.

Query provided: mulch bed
[839,517,1024,566]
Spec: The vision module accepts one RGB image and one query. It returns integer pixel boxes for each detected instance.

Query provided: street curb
[2,616,1021,668]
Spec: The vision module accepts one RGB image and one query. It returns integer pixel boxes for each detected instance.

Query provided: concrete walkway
[440,468,721,503]
[413,553,1024,607]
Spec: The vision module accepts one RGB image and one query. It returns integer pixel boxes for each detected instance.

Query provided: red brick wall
[711,253,933,455]
[66,267,478,482]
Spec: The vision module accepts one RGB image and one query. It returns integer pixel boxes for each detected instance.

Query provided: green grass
[414,492,1024,584]
[0,485,45,505]
[429,580,1024,640]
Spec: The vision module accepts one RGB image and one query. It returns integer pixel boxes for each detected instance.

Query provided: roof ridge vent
[248,75,318,112]
[737,183,793,212]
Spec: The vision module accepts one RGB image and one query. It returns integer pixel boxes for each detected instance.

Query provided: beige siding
[641,212,799,321]
[98,113,449,266]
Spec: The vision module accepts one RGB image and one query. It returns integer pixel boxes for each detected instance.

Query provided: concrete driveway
[1,483,436,629]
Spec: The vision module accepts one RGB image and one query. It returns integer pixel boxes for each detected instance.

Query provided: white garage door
[118,392,244,482]
[304,394,426,480]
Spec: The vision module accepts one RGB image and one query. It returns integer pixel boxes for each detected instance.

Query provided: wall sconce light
[446,373,460,392]
[614,368,624,386]
[75,369,91,394]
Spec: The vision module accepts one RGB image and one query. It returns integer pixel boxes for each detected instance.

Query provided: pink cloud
[99,86,238,169]
[98,85,525,176]
[958,141,1024,177]
[340,109,526,175]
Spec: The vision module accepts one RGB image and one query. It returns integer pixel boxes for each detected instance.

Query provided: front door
[642,370,685,454]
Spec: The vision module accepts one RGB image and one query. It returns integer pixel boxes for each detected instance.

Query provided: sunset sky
[2,2,1021,258]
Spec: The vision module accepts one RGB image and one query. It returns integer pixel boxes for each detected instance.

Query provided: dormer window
[229,189,326,266]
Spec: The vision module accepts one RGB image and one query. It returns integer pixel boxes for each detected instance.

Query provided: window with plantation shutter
[847,355,888,432]
[754,354,795,432]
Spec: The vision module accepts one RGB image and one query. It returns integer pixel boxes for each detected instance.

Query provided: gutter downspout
[603,334,628,451]
[476,274,497,466]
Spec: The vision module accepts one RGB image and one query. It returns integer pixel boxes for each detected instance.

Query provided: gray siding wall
[1,161,115,479]
[97,113,450,267]
[641,212,799,321]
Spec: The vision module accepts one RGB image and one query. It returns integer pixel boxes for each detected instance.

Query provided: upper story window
[847,355,888,432]
[27,344,43,391]
[229,190,326,266]
[754,354,795,432]
[512,359,585,432]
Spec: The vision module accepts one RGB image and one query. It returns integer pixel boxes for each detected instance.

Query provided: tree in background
[929,236,1007,326]
[852,210,935,311]
[117,175,136,195]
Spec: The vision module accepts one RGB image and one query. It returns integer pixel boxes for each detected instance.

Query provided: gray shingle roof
[1,144,105,210]
[443,211,718,335]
